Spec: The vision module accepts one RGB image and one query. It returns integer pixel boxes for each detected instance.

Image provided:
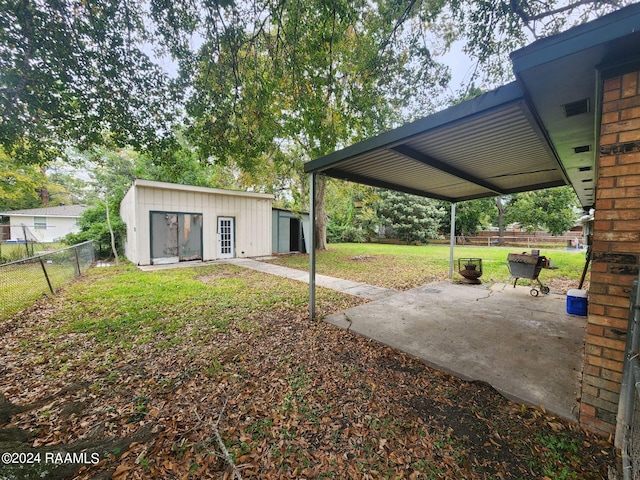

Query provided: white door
[217,217,235,259]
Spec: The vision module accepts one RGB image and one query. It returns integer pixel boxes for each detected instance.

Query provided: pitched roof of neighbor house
[0,205,88,218]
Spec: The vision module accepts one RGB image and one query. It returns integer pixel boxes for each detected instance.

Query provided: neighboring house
[120,179,274,266]
[272,208,310,254]
[0,205,88,243]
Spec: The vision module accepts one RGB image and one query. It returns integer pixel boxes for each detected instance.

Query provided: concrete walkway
[217,257,396,300]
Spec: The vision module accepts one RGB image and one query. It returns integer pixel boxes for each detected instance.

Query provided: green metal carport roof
[304,3,640,210]
[304,3,640,319]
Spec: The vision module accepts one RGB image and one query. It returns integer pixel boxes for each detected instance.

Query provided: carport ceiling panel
[312,86,565,202]
[515,57,599,207]
[325,149,493,200]
[401,102,562,183]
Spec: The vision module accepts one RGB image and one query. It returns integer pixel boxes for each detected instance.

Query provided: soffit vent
[563,98,590,117]
[574,145,591,153]
[578,166,592,172]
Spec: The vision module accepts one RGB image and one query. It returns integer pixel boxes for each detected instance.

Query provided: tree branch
[526,0,615,22]
[4,0,35,116]
[191,401,243,480]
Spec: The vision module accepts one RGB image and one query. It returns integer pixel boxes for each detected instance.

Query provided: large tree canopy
[444,0,631,85]
[0,0,630,248]
[182,0,452,248]
[2,0,628,164]
[505,186,580,236]
[0,0,180,165]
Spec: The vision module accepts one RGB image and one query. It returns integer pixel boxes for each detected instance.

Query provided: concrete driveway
[324,281,586,422]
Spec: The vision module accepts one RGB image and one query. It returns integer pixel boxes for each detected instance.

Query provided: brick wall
[581,70,640,436]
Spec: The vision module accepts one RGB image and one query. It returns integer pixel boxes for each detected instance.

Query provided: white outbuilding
[120,179,273,266]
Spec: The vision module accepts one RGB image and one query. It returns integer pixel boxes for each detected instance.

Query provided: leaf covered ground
[0,261,613,480]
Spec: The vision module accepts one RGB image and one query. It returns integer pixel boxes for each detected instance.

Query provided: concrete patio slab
[324,281,586,422]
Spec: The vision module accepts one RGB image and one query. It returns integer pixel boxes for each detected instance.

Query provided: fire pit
[457,258,483,284]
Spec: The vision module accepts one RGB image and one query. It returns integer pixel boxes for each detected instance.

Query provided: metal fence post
[38,256,54,294]
[308,172,316,321]
[74,247,81,277]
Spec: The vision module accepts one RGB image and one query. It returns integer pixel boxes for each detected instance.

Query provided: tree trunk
[314,175,328,250]
[39,167,49,205]
[105,193,119,264]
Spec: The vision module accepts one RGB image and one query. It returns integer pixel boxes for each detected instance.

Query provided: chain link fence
[0,224,53,262]
[0,241,94,320]
[619,276,640,480]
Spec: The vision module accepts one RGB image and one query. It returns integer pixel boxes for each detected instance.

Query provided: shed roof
[131,179,274,200]
[304,3,640,209]
[0,205,88,217]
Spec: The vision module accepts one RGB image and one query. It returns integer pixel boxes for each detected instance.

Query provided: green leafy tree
[65,201,126,257]
[375,190,445,244]
[0,150,74,211]
[325,180,378,243]
[0,159,46,211]
[444,0,629,85]
[0,0,180,165]
[63,147,141,257]
[439,197,496,237]
[184,0,450,249]
[505,186,579,235]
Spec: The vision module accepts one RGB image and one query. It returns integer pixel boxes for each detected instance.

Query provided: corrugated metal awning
[305,4,640,209]
[305,82,567,204]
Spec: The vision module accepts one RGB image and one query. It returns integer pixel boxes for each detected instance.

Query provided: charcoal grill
[507,253,550,296]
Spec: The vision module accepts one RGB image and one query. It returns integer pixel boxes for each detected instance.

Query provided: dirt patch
[196,268,250,283]
[350,255,374,261]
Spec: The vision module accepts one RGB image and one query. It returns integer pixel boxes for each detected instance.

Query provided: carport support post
[449,202,456,279]
[309,172,317,320]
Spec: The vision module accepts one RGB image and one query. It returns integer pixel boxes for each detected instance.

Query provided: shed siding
[581,69,640,436]
[120,185,137,262]
[121,181,272,265]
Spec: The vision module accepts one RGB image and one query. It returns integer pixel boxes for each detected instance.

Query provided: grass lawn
[268,243,589,291]
[0,259,614,480]
[1,259,81,321]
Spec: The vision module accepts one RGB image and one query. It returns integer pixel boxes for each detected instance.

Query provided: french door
[217,217,235,259]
